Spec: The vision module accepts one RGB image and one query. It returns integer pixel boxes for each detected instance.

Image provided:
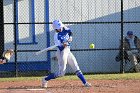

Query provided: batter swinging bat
[35,45,57,55]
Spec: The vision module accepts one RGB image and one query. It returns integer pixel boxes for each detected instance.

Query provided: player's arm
[68,32,73,42]
[63,31,73,47]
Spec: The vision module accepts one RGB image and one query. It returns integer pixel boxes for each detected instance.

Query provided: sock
[45,73,57,81]
[76,70,86,84]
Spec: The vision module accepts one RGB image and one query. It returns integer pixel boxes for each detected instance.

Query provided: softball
[89,43,95,49]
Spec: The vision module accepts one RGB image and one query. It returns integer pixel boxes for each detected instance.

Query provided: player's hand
[63,42,68,47]
[68,37,72,42]
[0,59,6,64]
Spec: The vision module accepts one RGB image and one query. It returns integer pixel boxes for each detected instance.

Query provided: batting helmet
[52,20,64,30]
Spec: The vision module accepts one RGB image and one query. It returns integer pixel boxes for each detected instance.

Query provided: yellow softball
[89,43,95,49]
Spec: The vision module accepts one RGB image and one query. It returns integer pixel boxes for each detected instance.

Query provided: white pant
[127,51,140,65]
[56,47,80,77]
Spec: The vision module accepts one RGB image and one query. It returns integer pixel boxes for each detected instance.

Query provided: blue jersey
[57,29,72,51]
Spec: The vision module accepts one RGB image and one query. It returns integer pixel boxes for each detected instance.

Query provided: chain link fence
[0,0,140,77]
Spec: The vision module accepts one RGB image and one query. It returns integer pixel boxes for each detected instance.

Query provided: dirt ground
[0,80,140,93]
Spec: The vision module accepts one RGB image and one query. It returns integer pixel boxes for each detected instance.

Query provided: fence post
[0,0,4,58]
[14,0,18,77]
[120,0,125,73]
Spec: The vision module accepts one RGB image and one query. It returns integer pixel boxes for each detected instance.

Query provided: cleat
[84,82,92,87]
[42,77,48,88]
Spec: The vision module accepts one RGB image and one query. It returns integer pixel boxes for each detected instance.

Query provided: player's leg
[42,50,60,88]
[67,52,91,87]
[127,51,140,72]
[57,47,70,76]
[45,48,69,79]
[134,52,140,72]
[42,48,69,88]
[127,51,138,65]
[42,50,59,88]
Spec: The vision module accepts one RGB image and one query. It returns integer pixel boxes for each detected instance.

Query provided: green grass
[58,73,140,80]
[0,73,140,82]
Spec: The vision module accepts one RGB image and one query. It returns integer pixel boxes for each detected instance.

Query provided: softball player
[42,20,91,88]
